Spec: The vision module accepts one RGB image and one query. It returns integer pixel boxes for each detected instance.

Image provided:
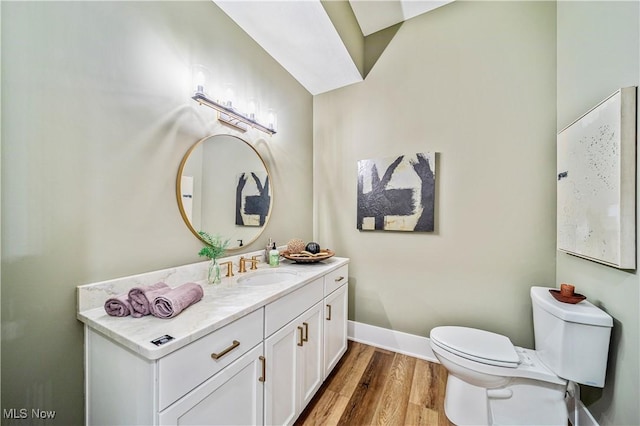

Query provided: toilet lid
[430,326,520,368]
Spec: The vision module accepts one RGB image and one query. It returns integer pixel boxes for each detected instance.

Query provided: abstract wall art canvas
[557,87,637,269]
[357,152,436,232]
[235,171,270,227]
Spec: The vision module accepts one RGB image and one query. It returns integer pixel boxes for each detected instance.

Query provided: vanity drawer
[158,308,264,411]
[324,265,348,295]
[265,277,323,337]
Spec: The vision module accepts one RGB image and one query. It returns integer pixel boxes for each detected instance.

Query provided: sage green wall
[556,2,639,424]
[314,1,557,347]
[1,2,312,424]
[0,0,3,409]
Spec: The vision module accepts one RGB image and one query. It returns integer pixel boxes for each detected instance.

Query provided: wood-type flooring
[295,341,454,426]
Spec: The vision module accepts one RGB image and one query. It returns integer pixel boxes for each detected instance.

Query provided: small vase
[208,258,221,284]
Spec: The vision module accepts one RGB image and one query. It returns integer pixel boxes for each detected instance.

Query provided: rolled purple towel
[152,282,204,319]
[104,293,133,317]
[128,282,171,318]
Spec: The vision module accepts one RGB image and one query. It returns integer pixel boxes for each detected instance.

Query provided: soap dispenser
[265,238,273,262]
[269,243,280,267]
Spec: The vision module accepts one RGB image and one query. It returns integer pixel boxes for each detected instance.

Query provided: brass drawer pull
[297,326,304,346]
[259,356,266,382]
[211,340,240,360]
[302,322,309,342]
[326,304,332,321]
[335,276,345,282]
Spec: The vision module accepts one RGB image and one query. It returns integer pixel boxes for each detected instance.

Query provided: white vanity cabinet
[86,308,264,426]
[298,302,324,409]
[264,278,324,425]
[158,309,264,411]
[156,308,265,425]
[323,264,349,378]
[79,257,349,426]
[158,343,264,425]
[324,283,348,378]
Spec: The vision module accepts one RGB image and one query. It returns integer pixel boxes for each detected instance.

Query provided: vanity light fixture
[191,66,277,135]
[192,92,277,135]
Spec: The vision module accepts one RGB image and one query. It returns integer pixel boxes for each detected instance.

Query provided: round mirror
[176,134,272,250]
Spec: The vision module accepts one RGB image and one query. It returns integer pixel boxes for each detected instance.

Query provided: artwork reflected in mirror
[357,152,436,232]
[177,134,272,250]
[236,171,270,227]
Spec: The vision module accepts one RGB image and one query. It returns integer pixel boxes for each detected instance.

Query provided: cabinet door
[158,344,264,426]
[264,301,325,425]
[324,284,348,378]
[298,301,324,409]
[264,320,299,426]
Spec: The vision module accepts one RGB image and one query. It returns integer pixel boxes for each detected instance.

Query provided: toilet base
[444,375,490,425]
[444,374,568,425]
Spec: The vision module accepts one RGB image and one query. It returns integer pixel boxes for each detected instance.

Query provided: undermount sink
[237,269,299,286]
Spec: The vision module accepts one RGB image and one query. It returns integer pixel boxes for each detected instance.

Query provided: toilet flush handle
[487,389,513,399]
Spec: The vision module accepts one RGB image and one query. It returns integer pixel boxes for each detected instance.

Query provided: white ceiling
[350,0,453,36]
[214,1,453,95]
[215,1,363,95]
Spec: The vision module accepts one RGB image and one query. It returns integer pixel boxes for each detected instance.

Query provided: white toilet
[430,286,613,425]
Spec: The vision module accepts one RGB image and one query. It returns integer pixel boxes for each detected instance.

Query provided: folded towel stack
[104,282,203,319]
[152,283,204,319]
[104,293,133,317]
[129,282,171,318]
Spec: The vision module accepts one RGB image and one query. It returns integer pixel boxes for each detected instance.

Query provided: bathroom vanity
[77,254,349,425]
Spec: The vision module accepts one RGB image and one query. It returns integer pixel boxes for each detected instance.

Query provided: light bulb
[224,84,235,109]
[195,72,205,94]
[267,109,277,131]
[191,64,210,96]
[248,99,257,120]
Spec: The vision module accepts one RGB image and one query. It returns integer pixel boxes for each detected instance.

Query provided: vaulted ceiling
[214,1,454,95]
[349,0,453,36]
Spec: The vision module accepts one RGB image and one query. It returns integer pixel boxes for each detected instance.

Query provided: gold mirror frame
[176,134,273,251]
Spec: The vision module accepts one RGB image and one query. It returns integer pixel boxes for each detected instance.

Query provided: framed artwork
[235,171,270,227]
[557,87,636,269]
[357,152,436,232]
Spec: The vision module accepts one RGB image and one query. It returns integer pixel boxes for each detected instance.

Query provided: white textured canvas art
[557,87,636,269]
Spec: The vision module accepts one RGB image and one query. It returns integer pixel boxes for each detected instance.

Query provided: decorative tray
[281,249,335,264]
[548,289,586,304]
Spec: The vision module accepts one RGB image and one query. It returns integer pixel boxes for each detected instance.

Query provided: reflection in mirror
[176,134,272,250]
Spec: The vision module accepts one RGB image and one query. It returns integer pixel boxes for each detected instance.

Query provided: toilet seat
[430,326,566,385]
[430,326,519,368]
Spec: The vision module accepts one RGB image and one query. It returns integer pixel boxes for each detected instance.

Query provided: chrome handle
[259,356,266,382]
[211,340,240,360]
[326,304,332,321]
[335,276,345,282]
[297,326,304,346]
[302,322,309,342]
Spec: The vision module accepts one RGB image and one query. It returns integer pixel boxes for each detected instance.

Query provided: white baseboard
[348,321,598,426]
[347,320,438,363]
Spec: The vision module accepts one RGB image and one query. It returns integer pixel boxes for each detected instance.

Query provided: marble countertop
[77,256,348,360]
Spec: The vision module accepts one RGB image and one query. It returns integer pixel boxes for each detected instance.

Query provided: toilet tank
[530,286,613,387]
